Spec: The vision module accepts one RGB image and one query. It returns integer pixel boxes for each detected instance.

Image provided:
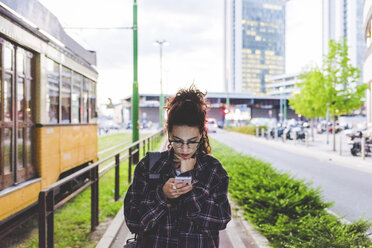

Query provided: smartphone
[174,176,192,185]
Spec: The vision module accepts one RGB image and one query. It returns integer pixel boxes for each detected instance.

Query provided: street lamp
[279,87,284,124]
[154,40,168,128]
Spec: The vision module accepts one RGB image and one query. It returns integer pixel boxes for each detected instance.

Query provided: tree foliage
[323,39,367,116]
[290,38,368,120]
[289,68,327,119]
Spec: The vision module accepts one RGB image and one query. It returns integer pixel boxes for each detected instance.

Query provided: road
[211,130,372,225]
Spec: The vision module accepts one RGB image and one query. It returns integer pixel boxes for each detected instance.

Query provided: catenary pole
[132,0,139,163]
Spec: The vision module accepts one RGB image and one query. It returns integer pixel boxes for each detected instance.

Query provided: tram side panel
[36,127,61,188]
[59,125,98,174]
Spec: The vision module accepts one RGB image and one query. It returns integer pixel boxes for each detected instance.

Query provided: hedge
[211,139,372,248]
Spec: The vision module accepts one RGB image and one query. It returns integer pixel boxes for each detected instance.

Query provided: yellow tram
[0,0,98,227]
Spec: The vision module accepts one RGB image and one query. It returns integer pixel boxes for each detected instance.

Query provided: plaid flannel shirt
[124,149,231,248]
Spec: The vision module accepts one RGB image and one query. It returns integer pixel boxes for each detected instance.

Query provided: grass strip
[211,138,372,248]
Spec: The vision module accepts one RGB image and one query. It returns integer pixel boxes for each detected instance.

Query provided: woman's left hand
[174,153,196,173]
[162,178,193,199]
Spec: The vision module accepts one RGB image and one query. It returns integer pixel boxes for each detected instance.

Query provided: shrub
[211,139,372,248]
[225,125,267,136]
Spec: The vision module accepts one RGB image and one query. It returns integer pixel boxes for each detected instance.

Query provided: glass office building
[323,0,366,81]
[225,0,286,95]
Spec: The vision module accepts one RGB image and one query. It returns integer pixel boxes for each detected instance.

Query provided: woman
[124,86,231,247]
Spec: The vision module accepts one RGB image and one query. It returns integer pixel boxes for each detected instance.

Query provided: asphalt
[96,129,372,248]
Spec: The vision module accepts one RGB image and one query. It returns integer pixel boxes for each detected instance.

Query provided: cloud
[39,0,224,104]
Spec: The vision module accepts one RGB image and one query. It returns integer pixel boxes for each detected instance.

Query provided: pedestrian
[124,85,231,247]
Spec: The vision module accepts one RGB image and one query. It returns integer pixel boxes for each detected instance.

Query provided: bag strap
[148,151,161,171]
[148,152,161,180]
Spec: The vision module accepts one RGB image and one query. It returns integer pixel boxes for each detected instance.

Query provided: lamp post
[279,87,284,124]
[154,40,168,128]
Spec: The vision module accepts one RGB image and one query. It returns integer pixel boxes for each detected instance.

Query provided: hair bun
[165,84,211,154]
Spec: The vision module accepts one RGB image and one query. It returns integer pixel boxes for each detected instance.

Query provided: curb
[229,197,271,248]
[96,207,125,248]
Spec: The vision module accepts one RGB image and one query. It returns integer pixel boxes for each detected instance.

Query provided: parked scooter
[270,127,292,140]
[349,132,372,156]
[292,127,306,141]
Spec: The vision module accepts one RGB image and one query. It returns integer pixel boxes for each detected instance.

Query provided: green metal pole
[283,98,287,121]
[132,0,139,162]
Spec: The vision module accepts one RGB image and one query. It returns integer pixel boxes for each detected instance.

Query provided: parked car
[207,118,218,133]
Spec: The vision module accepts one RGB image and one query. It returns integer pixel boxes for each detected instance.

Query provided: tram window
[82,77,88,123]
[4,73,12,122]
[4,46,13,71]
[25,53,31,76]
[17,77,24,121]
[25,55,32,122]
[4,128,12,174]
[26,128,32,168]
[61,66,71,124]
[72,73,82,123]
[25,79,32,121]
[89,80,97,123]
[17,128,24,169]
[17,52,24,74]
[46,59,59,123]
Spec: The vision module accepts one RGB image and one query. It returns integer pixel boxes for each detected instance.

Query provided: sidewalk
[254,130,372,174]
[96,202,269,248]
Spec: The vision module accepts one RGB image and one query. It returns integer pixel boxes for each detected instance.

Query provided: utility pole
[132,0,139,163]
[154,40,168,128]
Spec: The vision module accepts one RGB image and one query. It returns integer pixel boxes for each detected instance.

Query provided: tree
[323,39,368,151]
[289,68,327,141]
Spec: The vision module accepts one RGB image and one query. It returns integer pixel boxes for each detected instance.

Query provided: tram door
[0,38,35,191]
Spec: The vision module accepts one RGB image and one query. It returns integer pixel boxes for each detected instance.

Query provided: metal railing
[38,129,166,248]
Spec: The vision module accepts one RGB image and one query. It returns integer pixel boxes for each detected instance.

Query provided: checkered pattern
[124,150,231,248]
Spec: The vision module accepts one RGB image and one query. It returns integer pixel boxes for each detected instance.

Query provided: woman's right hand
[162,178,193,199]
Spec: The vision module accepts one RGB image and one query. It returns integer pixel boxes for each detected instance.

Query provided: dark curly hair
[165,85,211,154]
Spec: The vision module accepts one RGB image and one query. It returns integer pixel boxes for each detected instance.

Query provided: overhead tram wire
[63,26,133,30]
[64,18,140,163]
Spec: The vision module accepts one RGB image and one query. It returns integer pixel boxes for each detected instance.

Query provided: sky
[38,0,322,106]
[285,0,323,74]
[39,0,225,106]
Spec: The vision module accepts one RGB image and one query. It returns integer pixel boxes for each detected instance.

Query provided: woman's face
[169,125,202,159]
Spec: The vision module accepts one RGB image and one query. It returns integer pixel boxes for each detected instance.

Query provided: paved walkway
[98,203,268,248]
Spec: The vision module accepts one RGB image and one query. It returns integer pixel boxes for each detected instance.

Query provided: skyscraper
[323,0,365,77]
[224,0,286,95]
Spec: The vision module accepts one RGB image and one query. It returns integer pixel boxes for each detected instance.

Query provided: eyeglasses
[169,138,202,149]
